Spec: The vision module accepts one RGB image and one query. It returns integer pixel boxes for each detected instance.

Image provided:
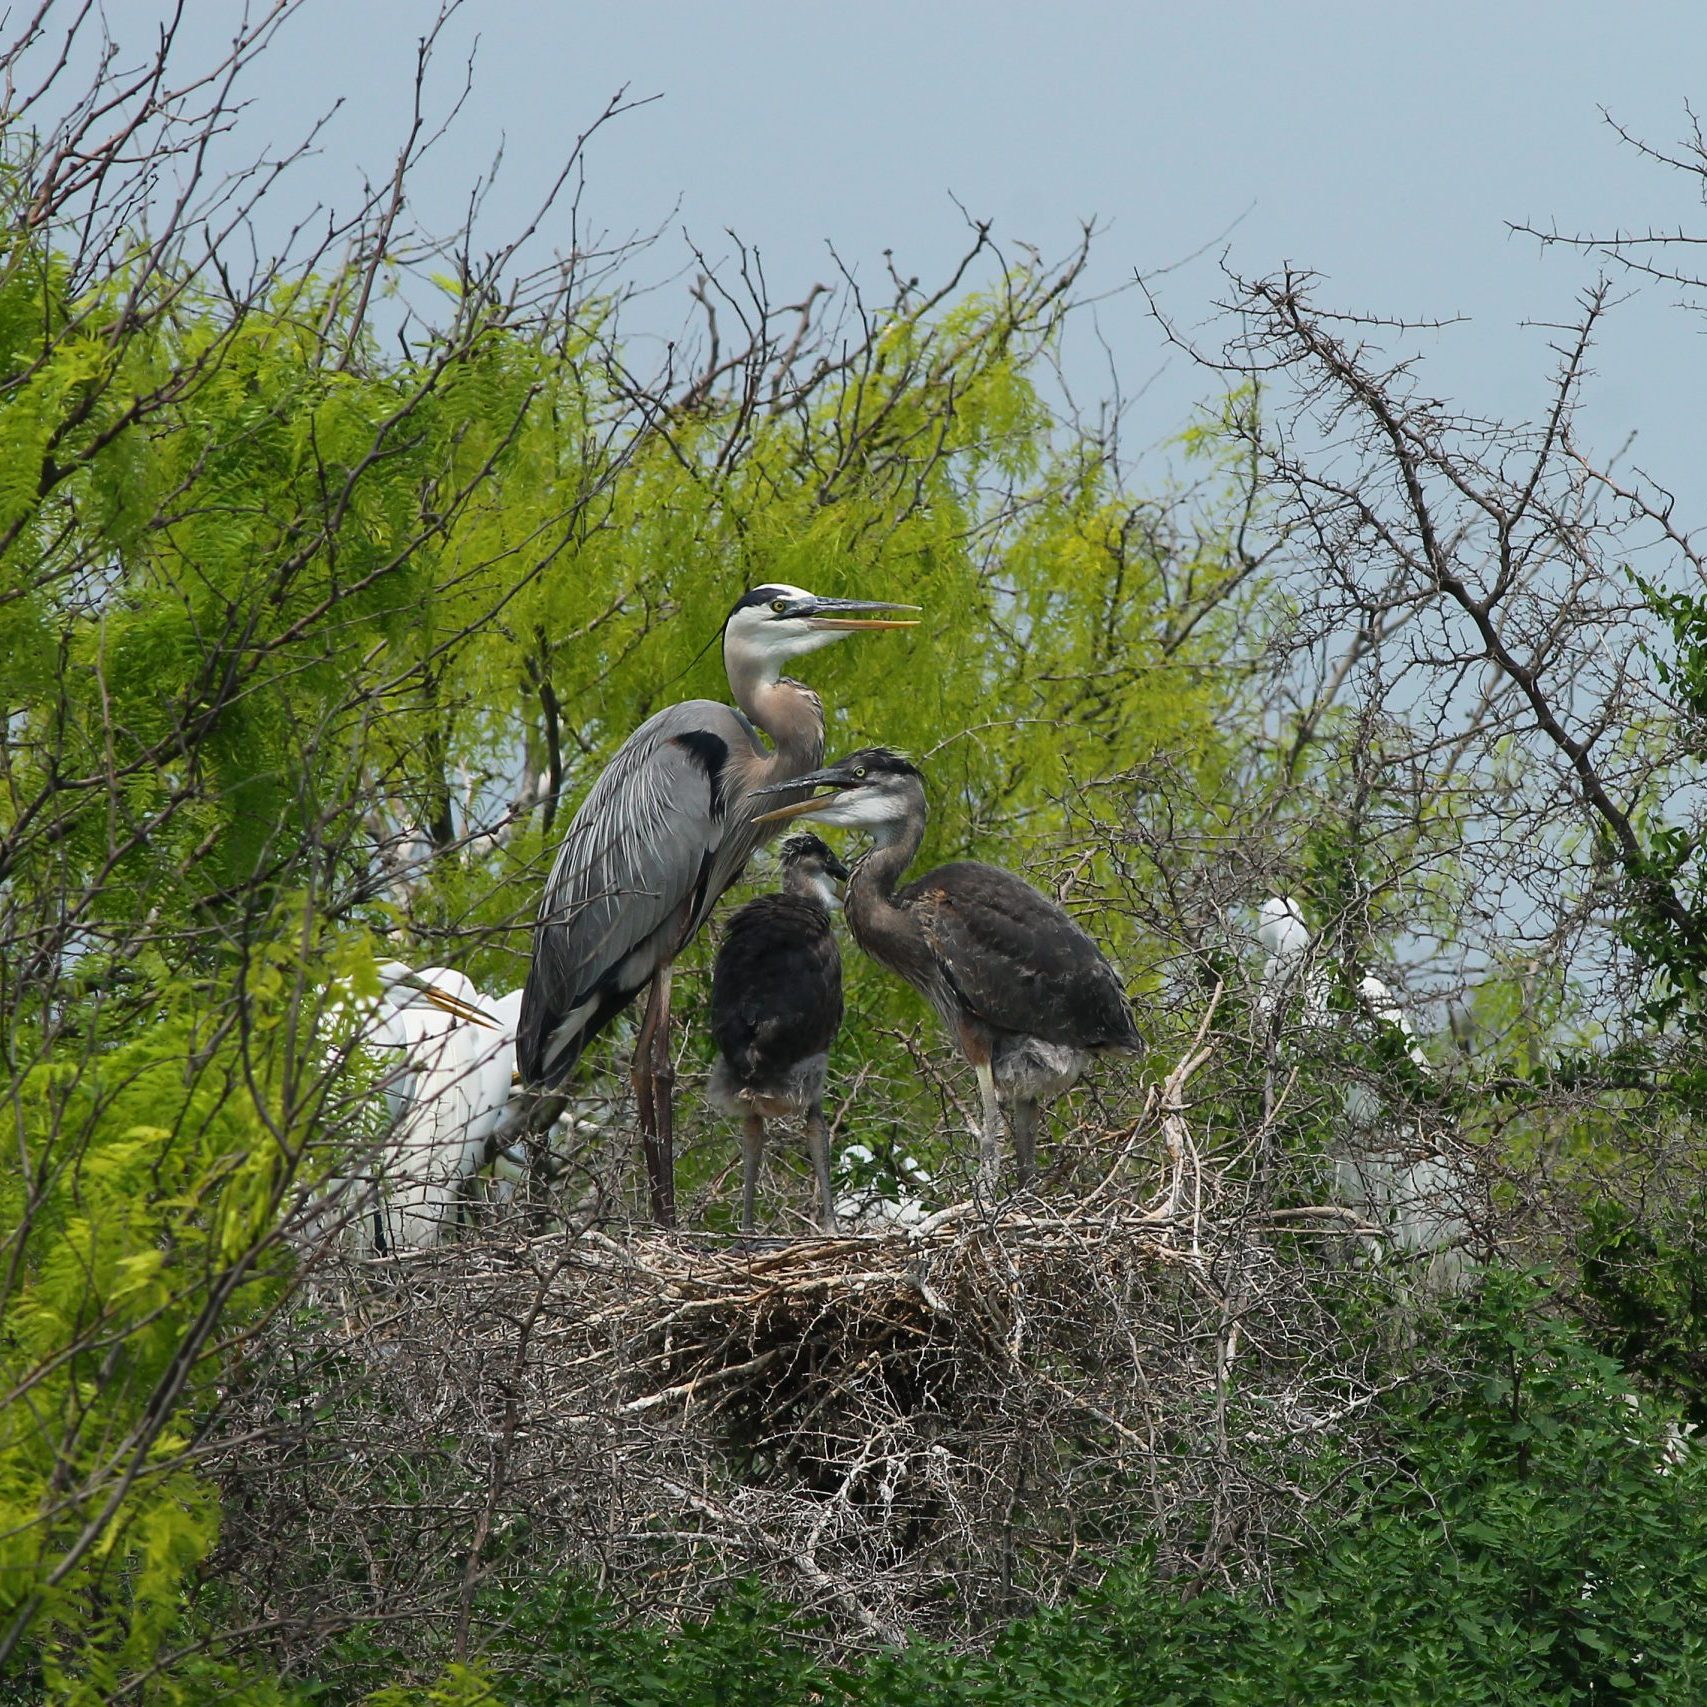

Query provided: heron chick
[757,749,1139,1194]
[709,833,848,1233]
[516,585,918,1227]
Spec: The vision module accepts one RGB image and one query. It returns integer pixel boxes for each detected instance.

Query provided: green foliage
[0,102,1263,1689]
[1595,572,1707,1034]
[474,1582,837,1707]
[969,1277,1707,1704]
[34,23,1701,1701]
[1579,1194,1707,1426]
[0,199,1245,986]
[0,930,346,1698]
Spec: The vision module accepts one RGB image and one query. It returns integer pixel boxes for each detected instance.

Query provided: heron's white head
[374,960,502,1029]
[722,584,918,679]
[751,748,925,837]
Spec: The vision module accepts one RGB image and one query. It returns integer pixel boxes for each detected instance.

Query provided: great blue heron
[324,963,515,1254]
[757,748,1139,1194]
[516,586,918,1226]
[708,832,847,1233]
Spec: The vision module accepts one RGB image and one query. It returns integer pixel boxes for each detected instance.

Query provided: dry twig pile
[216,1173,1412,1658]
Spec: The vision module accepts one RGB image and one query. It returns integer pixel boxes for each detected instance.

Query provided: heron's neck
[845,813,927,970]
[848,814,925,910]
[727,652,825,771]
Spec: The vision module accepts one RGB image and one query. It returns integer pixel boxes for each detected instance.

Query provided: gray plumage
[707,833,848,1232]
[514,585,917,1227]
[518,700,771,1089]
[756,748,1139,1195]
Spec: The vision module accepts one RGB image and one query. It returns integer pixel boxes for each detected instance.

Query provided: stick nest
[216,1196,1403,1656]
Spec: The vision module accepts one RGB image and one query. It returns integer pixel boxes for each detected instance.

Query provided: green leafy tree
[0,6,1262,1692]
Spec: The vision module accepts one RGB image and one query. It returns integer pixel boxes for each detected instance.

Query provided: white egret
[833,1142,934,1232]
[1255,898,1476,1289]
[326,963,520,1255]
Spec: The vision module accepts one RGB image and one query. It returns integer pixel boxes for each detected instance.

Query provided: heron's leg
[740,1110,766,1234]
[632,969,676,1228]
[804,1101,837,1234]
[974,1061,1003,1198]
[631,991,658,1142]
[650,962,676,1226]
[1011,1098,1040,1190]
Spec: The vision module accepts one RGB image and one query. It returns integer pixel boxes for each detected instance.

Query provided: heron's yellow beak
[803,615,920,631]
[417,983,503,1029]
[798,596,920,632]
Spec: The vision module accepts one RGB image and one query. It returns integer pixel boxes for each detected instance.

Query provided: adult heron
[516,586,918,1226]
[757,748,1139,1194]
[708,832,847,1233]
[325,963,513,1254]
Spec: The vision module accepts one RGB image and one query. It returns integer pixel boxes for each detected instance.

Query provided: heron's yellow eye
[770,597,788,613]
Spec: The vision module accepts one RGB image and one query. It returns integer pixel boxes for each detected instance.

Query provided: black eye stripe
[727,584,799,623]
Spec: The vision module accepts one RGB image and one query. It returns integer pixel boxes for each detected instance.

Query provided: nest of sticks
[213,1035,1425,1665]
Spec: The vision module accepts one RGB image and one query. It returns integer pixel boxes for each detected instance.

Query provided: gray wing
[517,701,763,1086]
[908,862,1140,1052]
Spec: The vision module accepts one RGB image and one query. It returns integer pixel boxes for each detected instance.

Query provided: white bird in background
[1255,896,1329,1028]
[1257,894,1313,967]
[1254,898,1475,1290]
[326,963,522,1255]
[832,1142,935,1232]
[1355,972,1431,1070]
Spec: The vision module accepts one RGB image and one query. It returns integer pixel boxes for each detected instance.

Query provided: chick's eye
[770,597,788,614]
[853,766,866,779]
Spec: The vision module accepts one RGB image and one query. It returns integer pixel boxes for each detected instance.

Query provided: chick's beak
[753,793,833,826]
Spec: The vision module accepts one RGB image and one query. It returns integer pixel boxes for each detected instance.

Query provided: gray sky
[98,3,1707,492]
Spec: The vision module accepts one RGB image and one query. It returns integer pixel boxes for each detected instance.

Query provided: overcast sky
[86,3,1707,494]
